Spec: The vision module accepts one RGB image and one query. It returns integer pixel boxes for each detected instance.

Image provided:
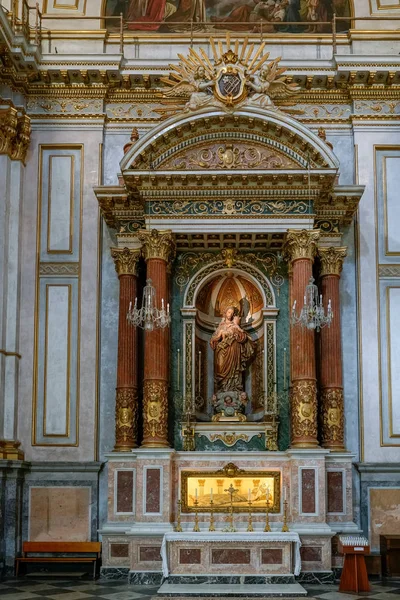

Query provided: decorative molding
[379,265,400,278]
[27,97,103,115]
[39,262,80,276]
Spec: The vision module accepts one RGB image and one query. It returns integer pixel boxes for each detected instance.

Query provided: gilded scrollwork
[164,142,299,171]
[115,388,138,451]
[290,379,318,446]
[320,387,345,449]
[111,247,141,276]
[209,432,249,446]
[27,97,103,114]
[143,380,169,446]
[148,199,309,218]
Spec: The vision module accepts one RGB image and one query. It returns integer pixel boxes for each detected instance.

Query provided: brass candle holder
[247,499,254,532]
[193,499,200,532]
[209,499,216,532]
[264,500,271,532]
[175,499,183,532]
[282,499,289,532]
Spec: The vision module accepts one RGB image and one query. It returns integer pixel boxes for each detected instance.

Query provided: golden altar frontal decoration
[180,462,280,513]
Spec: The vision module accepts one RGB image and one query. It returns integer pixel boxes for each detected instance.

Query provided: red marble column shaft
[284,229,320,449]
[319,247,347,451]
[111,248,140,451]
[139,229,175,448]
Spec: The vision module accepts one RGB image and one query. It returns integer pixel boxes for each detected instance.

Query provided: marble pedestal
[99,448,358,583]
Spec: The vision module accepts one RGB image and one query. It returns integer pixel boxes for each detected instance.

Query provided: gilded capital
[319,247,347,277]
[111,247,140,276]
[283,229,320,263]
[0,103,31,164]
[138,228,176,262]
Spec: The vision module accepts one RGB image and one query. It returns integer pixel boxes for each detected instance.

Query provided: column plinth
[139,229,175,448]
[111,247,141,451]
[319,247,347,451]
[284,229,320,448]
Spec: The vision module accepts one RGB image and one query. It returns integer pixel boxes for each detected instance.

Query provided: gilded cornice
[0,101,31,163]
[111,247,141,276]
[283,229,320,263]
[318,247,347,276]
[138,229,175,263]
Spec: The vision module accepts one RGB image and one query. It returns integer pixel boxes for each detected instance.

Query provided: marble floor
[0,579,399,600]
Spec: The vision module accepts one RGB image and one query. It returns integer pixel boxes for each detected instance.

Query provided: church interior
[1,1,400,599]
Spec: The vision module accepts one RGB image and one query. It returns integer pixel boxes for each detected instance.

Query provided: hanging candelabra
[127,278,170,331]
[291,276,333,332]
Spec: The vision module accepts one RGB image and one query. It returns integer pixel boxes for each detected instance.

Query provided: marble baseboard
[331,567,343,582]
[296,571,335,584]
[129,570,164,585]
[156,582,307,597]
[166,575,296,585]
[100,566,129,580]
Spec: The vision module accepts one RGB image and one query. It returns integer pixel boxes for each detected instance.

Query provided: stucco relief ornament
[160,34,300,114]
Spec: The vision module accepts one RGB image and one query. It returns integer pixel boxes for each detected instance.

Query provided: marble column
[111,247,141,451]
[284,229,320,448]
[0,101,30,460]
[139,229,175,448]
[318,247,347,451]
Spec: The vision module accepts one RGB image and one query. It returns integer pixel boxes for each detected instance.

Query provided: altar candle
[210,488,213,501]
[284,487,287,502]
[161,298,165,310]
[266,486,270,504]
[129,301,132,312]
[248,489,251,502]
[195,488,198,500]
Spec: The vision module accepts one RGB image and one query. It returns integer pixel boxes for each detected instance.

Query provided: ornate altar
[95,34,363,586]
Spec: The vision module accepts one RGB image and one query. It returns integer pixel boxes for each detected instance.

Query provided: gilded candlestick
[264,500,271,532]
[209,499,216,532]
[282,499,289,532]
[175,499,183,532]
[247,499,254,532]
[193,499,200,532]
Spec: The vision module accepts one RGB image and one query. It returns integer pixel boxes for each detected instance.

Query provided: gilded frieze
[160,141,299,171]
[292,104,352,121]
[354,100,400,116]
[148,199,309,218]
[27,97,103,114]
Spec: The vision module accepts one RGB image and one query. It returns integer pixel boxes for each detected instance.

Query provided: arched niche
[181,261,279,422]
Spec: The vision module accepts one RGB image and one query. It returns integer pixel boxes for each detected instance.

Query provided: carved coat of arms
[160,34,300,114]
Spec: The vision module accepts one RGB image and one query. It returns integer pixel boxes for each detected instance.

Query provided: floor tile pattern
[0,578,399,600]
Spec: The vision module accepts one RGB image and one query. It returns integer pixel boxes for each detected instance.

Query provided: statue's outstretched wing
[268,78,301,100]
[161,78,197,98]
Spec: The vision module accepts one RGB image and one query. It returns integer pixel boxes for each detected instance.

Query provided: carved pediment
[158,141,301,170]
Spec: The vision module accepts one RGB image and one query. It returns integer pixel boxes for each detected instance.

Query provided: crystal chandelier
[127,278,170,331]
[291,277,333,331]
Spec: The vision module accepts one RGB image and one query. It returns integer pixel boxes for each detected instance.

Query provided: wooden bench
[15,542,102,579]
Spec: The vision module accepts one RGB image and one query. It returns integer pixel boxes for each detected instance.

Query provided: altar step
[156,583,308,598]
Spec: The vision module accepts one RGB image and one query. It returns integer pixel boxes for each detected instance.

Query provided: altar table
[160,532,302,578]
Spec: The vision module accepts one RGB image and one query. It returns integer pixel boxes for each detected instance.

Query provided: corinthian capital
[138,229,175,262]
[318,247,347,277]
[283,229,320,263]
[111,247,140,276]
[0,103,31,163]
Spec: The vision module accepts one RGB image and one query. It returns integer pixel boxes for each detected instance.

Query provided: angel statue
[161,54,226,113]
[247,58,299,109]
